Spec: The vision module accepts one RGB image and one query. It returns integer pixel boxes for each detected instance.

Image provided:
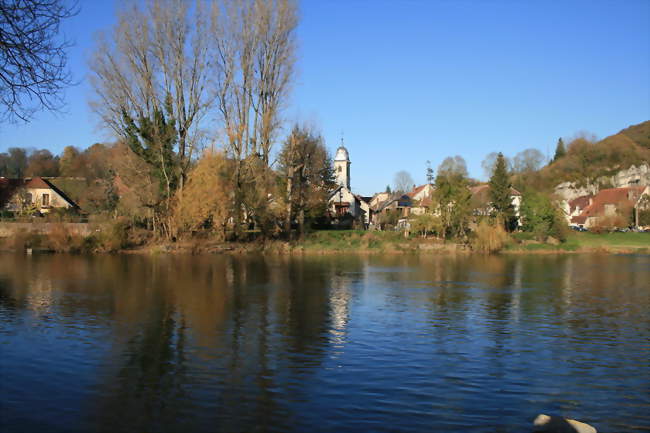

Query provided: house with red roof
[0,177,79,214]
[570,186,649,228]
[561,194,594,223]
[407,184,435,216]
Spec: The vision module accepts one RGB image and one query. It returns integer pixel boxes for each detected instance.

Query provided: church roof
[334,146,349,162]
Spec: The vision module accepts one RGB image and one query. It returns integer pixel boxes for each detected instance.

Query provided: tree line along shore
[1,0,649,255]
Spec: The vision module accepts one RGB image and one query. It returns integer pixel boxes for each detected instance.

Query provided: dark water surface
[0,253,649,432]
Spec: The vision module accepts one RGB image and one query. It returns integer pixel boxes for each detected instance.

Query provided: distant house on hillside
[570,186,649,228]
[0,176,79,214]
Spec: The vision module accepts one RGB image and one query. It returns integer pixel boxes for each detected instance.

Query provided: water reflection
[0,253,649,432]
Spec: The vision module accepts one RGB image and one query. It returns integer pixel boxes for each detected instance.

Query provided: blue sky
[1,0,649,195]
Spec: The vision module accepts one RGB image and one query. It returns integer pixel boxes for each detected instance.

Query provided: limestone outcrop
[555,164,650,201]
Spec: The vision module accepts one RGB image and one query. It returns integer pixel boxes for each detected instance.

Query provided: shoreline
[2,238,647,256]
[1,226,648,256]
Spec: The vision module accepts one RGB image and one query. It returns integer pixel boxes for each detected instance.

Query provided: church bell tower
[334,141,350,189]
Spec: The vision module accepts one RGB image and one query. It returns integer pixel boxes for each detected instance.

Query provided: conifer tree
[553,138,566,161]
[488,152,515,230]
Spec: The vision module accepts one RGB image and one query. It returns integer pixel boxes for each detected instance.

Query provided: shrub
[471,220,510,254]
[47,222,74,252]
[410,213,442,237]
[520,192,568,242]
[96,218,130,252]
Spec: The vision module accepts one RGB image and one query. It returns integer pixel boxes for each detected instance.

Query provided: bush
[471,220,510,254]
[96,218,130,252]
[47,222,75,252]
[410,213,442,237]
[520,192,568,242]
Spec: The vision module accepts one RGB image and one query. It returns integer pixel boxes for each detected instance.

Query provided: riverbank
[77,230,650,255]
[1,225,648,255]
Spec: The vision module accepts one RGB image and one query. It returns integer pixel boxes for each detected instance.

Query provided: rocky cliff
[554,164,649,201]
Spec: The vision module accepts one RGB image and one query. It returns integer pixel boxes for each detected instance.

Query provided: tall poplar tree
[488,152,515,230]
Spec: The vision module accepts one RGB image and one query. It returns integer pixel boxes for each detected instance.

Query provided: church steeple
[334,139,350,189]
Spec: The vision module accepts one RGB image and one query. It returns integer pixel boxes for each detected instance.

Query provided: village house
[328,144,371,225]
[375,194,412,217]
[562,195,593,223]
[570,186,649,228]
[369,191,391,209]
[0,176,79,214]
[368,184,435,226]
[407,184,435,215]
[469,184,522,224]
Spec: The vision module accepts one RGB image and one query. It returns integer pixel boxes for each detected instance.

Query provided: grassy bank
[1,226,647,255]
[296,230,465,253]
[506,231,650,253]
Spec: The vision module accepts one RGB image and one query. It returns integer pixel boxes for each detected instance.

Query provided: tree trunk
[285,166,293,240]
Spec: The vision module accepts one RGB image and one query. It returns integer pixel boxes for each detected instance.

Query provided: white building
[328,144,370,225]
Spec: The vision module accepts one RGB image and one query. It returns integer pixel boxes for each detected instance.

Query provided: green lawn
[299,230,650,254]
[570,231,650,249]
[300,230,411,251]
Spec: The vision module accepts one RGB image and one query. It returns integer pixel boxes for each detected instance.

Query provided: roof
[0,177,79,209]
[376,194,412,212]
[334,146,350,162]
[568,195,593,214]
[571,186,645,224]
[469,184,521,197]
[0,178,24,207]
[408,184,427,197]
[355,194,371,204]
[407,184,433,198]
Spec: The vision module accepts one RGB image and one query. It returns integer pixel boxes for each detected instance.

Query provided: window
[338,166,342,172]
[42,194,50,206]
[26,193,32,204]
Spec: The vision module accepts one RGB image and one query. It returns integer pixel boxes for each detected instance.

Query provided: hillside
[524,120,650,192]
[619,120,650,149]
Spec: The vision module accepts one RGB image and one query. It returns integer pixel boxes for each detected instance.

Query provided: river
[0,253,649,432]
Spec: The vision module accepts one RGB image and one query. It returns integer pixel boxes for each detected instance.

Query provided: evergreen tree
[553,138,566,161]
[385,185,391,193]
[488,152,515,230]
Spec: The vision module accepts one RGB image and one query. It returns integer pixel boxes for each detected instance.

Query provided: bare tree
[210,0,297,237]
[437,155,468,178]
[393,170,414,194]
[513,148,544,173]
[90,0,212,192]
[90,0,215,236]
[0,0,78,122]
[482,151,512,179]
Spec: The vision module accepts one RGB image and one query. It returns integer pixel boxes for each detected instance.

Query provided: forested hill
[527,120,650,191]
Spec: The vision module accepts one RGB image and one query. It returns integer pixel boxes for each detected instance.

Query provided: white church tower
[334,142,350,189]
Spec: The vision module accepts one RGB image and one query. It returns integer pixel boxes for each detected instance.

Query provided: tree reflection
[1,252,649,432]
